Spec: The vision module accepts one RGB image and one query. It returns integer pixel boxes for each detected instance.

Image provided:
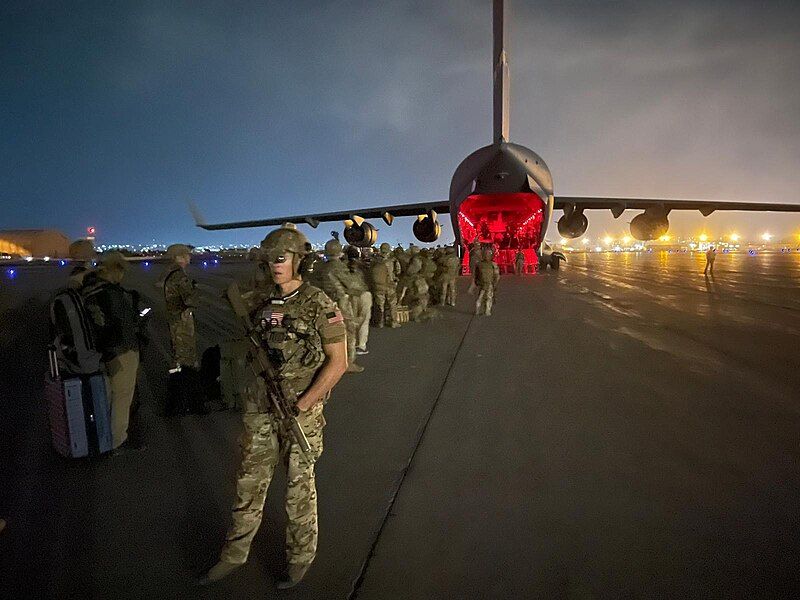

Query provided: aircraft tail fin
[493,0,510,143]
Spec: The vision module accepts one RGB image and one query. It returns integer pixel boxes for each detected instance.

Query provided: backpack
[50,288,102,376]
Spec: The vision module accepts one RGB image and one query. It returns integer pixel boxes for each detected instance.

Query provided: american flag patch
[266,310,284,326]
[326,310,344,324]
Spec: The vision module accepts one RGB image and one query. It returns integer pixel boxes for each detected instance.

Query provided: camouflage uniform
[437,247,461,306]
[474,255,500,316]
[369,243,399,327]
[398,256,429,321]
[514,250,525,275]
[312,240,361,368]
[163,260,199,368]
[346,254,372,352]
[218,283,346,574]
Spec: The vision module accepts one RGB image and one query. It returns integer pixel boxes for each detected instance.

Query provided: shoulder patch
[325,309,344,324]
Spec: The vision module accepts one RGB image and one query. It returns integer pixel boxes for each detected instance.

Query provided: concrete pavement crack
[348,310,477,600]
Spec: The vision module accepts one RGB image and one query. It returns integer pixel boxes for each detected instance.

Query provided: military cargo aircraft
[193,0,800,272]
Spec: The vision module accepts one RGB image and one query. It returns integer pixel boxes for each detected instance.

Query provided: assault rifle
[226,282,311,460]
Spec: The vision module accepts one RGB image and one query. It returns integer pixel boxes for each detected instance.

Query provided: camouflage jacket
[474,260,500,288]
[251,283,346,397]
[163,264,199,321]
[313,259,361,305]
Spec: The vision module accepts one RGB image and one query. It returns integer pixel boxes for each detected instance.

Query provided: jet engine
[343,220,378,248]
[630,213,669,241]
[413,212,442,243]
[556,210,588,239]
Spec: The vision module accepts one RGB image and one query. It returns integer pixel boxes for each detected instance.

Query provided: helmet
[68,239,96,261]
[346,245,360,261]
[261,223,310,258]
[323,238,343,257]
[260,223,311,275]
[166,243,192,259]
[409,245,420,255]
[379,243,392,256]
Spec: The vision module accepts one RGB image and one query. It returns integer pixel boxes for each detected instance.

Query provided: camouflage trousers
[439,277,457,307]
[351,291,372,350]
[372,287,397,326]
[219,404,326,569]
[476,286,494,316]
[515,261,524,275]
[410,294,429,321]
[167,310,198,368]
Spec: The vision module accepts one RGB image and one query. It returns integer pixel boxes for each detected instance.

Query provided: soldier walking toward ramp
[163,244,199,371]
[474,247,500,316]
[199,224,348,589]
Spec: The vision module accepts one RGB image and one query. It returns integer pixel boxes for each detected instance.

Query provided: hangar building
[0,229,70,258]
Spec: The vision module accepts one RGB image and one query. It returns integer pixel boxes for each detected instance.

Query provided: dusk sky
[2,0,799,248]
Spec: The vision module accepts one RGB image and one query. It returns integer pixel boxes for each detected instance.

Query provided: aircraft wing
[555,196,800,217]
[192,200,449,231]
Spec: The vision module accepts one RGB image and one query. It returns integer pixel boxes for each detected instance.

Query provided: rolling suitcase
[45,349,113,457]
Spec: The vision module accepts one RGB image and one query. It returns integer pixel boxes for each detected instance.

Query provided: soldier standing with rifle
[198,224,347,590]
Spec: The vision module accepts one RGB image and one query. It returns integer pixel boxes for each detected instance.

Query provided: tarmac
[0,251,798,599]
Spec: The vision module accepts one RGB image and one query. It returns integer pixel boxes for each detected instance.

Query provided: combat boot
[195,559,243,585]
[275,563,310,589]
[345,363,364,373]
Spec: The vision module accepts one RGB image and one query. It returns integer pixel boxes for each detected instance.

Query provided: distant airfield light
[59,260,67,267]
[699,233,708,242]
[761,232,772,241]
[595,246,603,252]
[582,238,590,244]
[622,236,632,245]
[603,236,613,246]
[659,235,670,242]
[43,256,50,262]
[203,261,208,267]
[25,256,33,262]
[559,238,567,245]
[143,261,150,267]
[6,268,16,278]
[730,233,740,242]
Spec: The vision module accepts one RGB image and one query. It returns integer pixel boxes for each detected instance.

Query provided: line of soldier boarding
[45,224,506,589]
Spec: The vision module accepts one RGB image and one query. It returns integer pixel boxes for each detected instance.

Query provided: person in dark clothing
[81,252,144,453]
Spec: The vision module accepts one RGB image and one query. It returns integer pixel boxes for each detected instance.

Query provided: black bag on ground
[199,345,222,405]
[165,367,204,415]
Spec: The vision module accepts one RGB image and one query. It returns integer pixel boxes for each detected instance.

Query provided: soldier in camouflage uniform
[311,239,364,373]
[345,246,372,354]
[199,224,348,590]
[369,243,400,328]
[474,247,500,316]
[398,253,430,321]
[163,244,199,370]
[436,245,461,307]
